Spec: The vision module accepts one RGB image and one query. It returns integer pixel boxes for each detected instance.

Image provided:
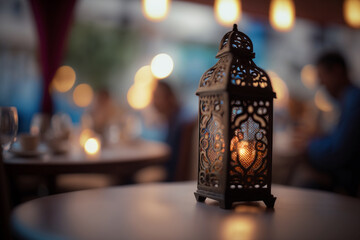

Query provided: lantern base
[194,189,276,209]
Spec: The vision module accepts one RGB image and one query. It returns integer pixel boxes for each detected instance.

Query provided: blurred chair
[174,119,198,181]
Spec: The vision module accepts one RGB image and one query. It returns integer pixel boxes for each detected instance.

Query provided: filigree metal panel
[229,99,271,189]
[198,94,225,188]
[199,55,231,89]
[230,58,271,89]
[219,30,253,53]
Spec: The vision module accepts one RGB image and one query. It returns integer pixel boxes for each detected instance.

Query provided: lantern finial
[233,24,238,31]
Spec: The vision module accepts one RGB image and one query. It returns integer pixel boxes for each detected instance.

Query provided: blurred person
[294,51,360,196]
[88,89,122,137]
[152,81,196,182]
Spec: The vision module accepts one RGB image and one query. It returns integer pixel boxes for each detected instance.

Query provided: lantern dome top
[216,24,255,59]
[196,25,276,99]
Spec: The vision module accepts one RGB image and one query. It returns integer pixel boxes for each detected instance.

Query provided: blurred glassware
[46,113,73,154]
[51,113,72,140]
[0,107,18,151]
[104,123,121,146]
[30,113,51,140]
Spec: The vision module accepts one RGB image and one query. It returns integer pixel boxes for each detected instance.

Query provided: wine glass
[0,107,18,152]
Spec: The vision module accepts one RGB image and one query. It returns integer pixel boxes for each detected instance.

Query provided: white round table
[11,182,360,240]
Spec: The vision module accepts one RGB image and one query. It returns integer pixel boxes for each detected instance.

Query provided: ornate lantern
[194,24,276,209]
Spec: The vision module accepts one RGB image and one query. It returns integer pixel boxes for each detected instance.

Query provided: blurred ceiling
[181,0,347,26]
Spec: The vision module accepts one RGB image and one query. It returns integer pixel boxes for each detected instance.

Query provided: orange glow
[268,71,289,109]
[301,64,317,90]
[314,89,333,112]
[84,137,100,155]
[142,0,170,21]
[52,66,76,93]
[150,53,174,79]
[222,216,255,240]
[237,140,255,168]
[73,84,94,107]
[344,0,360,28]
[270,0,295,32]
[127,84,153,110]
[214,0,241,27]
[79,128,94,147]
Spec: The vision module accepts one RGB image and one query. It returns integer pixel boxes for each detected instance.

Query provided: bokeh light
[52,66,76,93]
[150,53,174,79]
[301,64,317,90]
[214,0,241,27]
[73,83,94,107]
[79,128,95,147]
[268,71,289,109]
[135,65,155,86]
[270,0,295,32]
[84,137,100,155]
[344,0,360,28]
[142,0,170,22]
[314,89,333,112]
[127,84,153,110]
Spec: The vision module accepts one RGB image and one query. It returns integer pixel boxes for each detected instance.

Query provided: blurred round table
[4,140,170,175]
[4,140,170,201]
[11,182,360,240]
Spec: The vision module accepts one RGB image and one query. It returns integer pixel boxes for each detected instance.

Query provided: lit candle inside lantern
[84,137,101,157]
[237,140,256,168]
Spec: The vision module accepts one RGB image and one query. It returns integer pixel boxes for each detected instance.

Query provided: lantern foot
[263,195,276,208]
[194,192,206,202]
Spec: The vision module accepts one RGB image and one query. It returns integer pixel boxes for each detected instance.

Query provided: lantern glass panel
[229,98,272,190]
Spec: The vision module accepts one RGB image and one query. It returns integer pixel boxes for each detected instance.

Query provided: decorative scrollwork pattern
[229,99,271,189]
[230,58,270,89]
[220,31,253,53]
[198,95,225,188]
[199,55,231,88]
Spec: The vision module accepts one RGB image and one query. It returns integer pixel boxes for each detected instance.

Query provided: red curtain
[29,0,77,114]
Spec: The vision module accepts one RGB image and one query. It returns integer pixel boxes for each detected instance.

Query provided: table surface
[4,140,170,174]
[11,182,360,240]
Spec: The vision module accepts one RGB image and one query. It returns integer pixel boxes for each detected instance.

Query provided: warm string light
[269,0,295,32]
[127,53,174,110]
[142,0,170,22]
[344,0,360,28]
[52,66,76,93]
[73,83,94,108]
[151,53,174,79]
[214,0,241,27]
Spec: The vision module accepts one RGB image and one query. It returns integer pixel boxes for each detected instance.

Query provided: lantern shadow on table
[194,24,276,209]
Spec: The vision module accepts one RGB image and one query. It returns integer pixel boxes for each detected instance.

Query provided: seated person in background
[89,89,122,137]
[295,51,360,196]
[152,81,196,182]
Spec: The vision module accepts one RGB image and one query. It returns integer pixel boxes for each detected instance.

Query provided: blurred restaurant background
[0,0,359,198]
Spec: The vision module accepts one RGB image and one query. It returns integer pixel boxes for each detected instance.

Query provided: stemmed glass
[0,107,18,154]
